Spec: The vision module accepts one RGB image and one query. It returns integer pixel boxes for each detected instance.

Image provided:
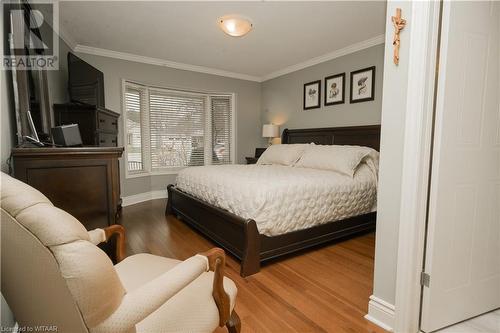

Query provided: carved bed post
[281,128,289,144]
[240,219,261,277]
[165,184,174,215]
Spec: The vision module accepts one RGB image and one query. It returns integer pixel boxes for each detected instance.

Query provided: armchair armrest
[87,224,127,262]
[92,254,210,333]
[200,248,231,326]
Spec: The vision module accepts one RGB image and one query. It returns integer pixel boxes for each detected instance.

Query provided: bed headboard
[281,125,381,151]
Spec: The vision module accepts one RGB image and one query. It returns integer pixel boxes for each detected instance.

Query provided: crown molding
[70,34,384,83]
[260,34,385,82]
[73,44,262,82]
[58,25,77,50]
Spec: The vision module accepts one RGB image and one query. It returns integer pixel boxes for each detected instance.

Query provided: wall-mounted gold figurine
[391,8,406,65]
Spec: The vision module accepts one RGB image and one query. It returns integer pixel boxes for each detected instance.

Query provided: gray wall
[75,53,263,196]
[261,44,384,135]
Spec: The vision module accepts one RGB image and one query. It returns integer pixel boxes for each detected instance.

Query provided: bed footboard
[166,185,262,276]
[166,184,376,277]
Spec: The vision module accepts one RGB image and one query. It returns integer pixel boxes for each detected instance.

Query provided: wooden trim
[103,224,127,262]
[241,219,260,277]
[11,147,124,157]
[282,125,381,151]
[122,190,167,207]
[392,2,442,332]
[365,295,396,332]
[226,311,241,333]
[200,248,231,327]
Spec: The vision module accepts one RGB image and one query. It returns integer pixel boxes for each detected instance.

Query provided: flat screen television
[68,52,105,107]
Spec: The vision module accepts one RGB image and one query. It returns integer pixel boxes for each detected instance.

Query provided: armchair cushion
[1,173,51,217]
[115,253,237,333]
[51,240,126,328]
[115,253,180,290]
[17,203,90,246]
[93,254,211,333]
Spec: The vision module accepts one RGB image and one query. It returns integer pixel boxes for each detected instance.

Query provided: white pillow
[256,144,310,166]
[294,145,378,177]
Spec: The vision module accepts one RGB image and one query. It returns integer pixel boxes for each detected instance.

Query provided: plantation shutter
[124,85,147,173]
[148,89,206,170]
[210,96,232,164]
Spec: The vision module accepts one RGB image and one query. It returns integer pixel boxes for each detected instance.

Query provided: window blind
[125,86,146,173]
[149,89,206,170]
[210,96,232,165]
[124,81,234,174]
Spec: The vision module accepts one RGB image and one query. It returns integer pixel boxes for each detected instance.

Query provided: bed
[166,125,381,276]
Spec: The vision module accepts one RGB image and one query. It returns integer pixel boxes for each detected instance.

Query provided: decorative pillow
[256,144,311,166]
[294,145,378,177]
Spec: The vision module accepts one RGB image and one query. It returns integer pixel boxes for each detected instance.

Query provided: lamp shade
[262,124,279,138]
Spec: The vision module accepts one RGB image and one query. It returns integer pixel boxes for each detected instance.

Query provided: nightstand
[245,157,258,164]
[245,148,267,164]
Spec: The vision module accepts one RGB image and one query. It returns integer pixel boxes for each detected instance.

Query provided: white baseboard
[122,190,168,207]
[365,295,396,332]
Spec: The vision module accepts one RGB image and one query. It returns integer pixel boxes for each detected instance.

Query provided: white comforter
[176,163,378,236]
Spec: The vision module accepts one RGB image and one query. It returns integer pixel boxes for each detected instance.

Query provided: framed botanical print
[303,80,321,110]
[324,73,345,106]
[350,66,376,103]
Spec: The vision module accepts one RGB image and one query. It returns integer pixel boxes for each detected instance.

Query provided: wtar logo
[3,1,59,70]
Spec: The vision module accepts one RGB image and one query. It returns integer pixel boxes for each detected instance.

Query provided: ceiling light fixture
[218,15,253,37]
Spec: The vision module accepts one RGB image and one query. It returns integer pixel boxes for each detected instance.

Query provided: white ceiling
[60,1,387,81]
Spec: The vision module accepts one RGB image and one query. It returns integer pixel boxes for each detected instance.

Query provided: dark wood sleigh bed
[166,125,381,277]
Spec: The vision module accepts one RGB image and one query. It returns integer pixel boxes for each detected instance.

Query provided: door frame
[393,1,442,333]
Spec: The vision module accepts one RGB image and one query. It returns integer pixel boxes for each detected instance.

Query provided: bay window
[123,80,235,176]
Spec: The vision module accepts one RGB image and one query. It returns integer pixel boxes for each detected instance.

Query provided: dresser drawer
[97,133,118,147]
[97,112,118,133]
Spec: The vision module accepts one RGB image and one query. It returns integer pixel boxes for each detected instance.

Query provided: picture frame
[350,66,376,103]
[303,80,321,110]
[324,73,345,106]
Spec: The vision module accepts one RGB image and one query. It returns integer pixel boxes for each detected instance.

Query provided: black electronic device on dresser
[53,52,119,147]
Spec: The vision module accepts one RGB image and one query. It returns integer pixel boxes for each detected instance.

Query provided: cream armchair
[0,172,240,333]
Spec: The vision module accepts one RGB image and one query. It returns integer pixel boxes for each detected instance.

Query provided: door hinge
[421,272,431,287]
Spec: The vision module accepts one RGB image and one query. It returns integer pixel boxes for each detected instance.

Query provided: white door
[420,1,500,332]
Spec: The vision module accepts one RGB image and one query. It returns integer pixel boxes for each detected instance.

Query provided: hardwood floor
[121,199,386,333]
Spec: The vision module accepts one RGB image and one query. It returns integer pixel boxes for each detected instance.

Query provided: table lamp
[262,124,279,146]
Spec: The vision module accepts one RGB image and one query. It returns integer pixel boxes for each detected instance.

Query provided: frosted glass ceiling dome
[218,15,253,37]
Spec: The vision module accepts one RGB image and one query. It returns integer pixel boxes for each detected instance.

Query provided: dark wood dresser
[53,103,120,147]
[11,147,123,231]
